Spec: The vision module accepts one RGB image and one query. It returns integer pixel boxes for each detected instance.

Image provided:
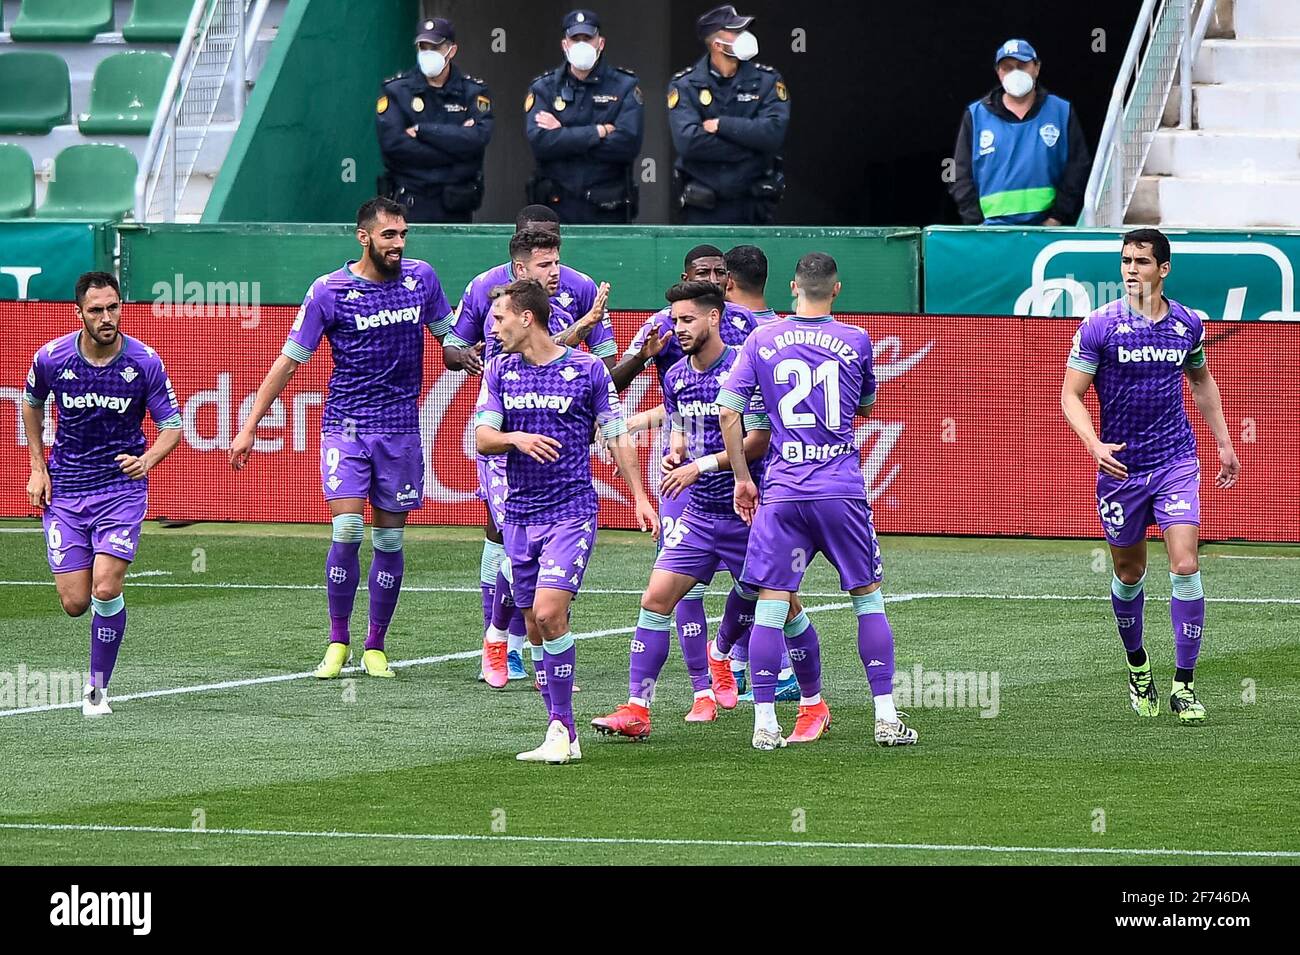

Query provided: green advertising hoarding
[924,227,1300,320]
[0,221,113,301]
[118,223,921,312]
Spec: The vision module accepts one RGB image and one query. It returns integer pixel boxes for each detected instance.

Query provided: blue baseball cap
[415,17,454,44]
[563,10,600,37]
[995,38,1038,63]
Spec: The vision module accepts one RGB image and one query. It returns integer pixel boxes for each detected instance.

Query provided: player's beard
[370,243,401,279]
[83,318,119,347]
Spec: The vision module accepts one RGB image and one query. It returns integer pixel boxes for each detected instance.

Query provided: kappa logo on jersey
[503,392,574,413]
[503,370,522,382]
[560,366,579,382]
[1039,123,1060,148]
[1116,322,1133,334]
[58,368,77,380]
[1117,345,1188,364]
[673,378,687,392]
[120,366,138,383]
[61,392,133,413]
[345,289,364,301]
[731,314,748,330]
[354,305,422,330]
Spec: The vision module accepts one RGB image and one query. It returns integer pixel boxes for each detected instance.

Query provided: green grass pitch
[0,519,1297,865]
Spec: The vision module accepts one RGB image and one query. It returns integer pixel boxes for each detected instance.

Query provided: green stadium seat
[78,52,172,135]
[0,145,37,219]
[10,0,115,42]
[123,0,195,43]
[37,144,137,220]
[0,52,72,134]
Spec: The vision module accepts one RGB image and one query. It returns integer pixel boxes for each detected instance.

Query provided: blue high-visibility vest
[968,94,1070,224]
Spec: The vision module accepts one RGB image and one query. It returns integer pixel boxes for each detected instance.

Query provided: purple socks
[326,539,361,644]
[89,594,126,691]
[783,610,822,698]
[853,591,895,698]
[366,541,404,651]
[628,607,672,702]
[675,587,710,693]
[1111,574,1146,655]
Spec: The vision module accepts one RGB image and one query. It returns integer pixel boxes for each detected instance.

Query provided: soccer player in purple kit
[475,279,658,764]
[592,281,772,738]
[22,272,182,717]
[230,197,456,680]
[719,252,919,750]
[443,206,615,687]
[1062,228,1239,723]
[614,245,799,703]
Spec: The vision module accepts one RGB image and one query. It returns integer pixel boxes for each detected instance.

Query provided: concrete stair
[1131,0,1300,227]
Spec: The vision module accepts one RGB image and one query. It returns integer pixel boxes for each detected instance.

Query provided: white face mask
[724,31,759,61]
[1001,68,1035,97]
[566,41,599,71]
[418,50,446,77]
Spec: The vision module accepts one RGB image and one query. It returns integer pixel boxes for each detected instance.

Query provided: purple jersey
[282,258,453,435]
[23,332,181,497]
[1067,297,1205,474]
[624,302,758,391]
[446,262,616,362]
[475,347,626,523]
[718,315,876,503]
[662,346,769,517]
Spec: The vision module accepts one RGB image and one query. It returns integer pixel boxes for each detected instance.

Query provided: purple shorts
[503,515,598,608]
[1096,456,1201,548]
[320,431,424,512]
[42,487,147,574]
[475,453,508,529]
[742,498,883,593]
[654,508,749,584]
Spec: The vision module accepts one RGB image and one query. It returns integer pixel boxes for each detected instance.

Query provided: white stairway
[1130,0,1300,227]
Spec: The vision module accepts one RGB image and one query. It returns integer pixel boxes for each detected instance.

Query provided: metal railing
[1082,0,1215,227]
[134,0,265,222]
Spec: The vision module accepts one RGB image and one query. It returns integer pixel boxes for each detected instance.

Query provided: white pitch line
[0,821,1295,860]
[0,602,853,718]
[1212,554,1300,561]
[125,570,173,579]
[0,528,43,533]
[0,579,1296,604]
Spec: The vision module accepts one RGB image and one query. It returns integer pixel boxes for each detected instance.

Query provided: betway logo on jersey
[678,400,719,418]
[353,305,421,330]
[1116,345,1187,364]
[503,392,574,413]
[766,328,859,364]
[61,392,133,413]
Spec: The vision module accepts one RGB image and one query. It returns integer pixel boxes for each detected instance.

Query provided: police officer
[375,18,494,223]
[524,9,645,224]
[949,39,1090,225]
[668,5,790,225]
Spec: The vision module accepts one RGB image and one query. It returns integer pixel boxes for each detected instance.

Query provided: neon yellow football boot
[362,648,395,678]
[313,642,351,679]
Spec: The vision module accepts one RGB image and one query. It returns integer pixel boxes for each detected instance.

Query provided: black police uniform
[375,65,494,223]
[667,56,790,224]
[524,58,645,224]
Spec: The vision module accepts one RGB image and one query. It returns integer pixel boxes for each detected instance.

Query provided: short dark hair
[725,245,768,294]
[357,196,406,231]
[75,271,120,307]
[683,244,724,270]
[491,278,551,325]
[665,280,724,316]
[793,252,839,299]
[1121,228,1171,266]
[508,228,562,263]
[515,204,559,231]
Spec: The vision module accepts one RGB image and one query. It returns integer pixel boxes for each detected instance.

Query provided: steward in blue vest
[949,39,1091,226]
